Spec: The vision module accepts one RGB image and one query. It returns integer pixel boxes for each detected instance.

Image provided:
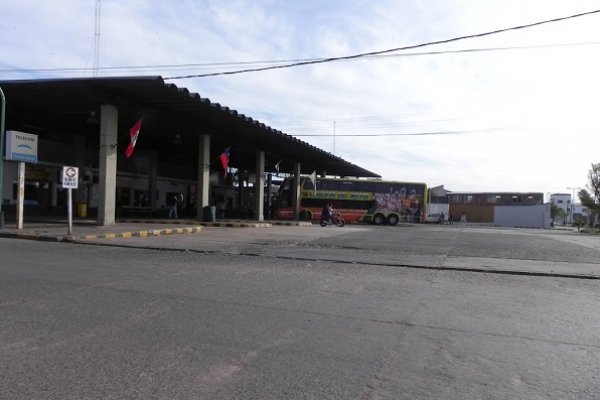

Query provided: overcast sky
[2,0,600,199]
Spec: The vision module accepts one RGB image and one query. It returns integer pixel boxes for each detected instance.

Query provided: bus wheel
[373,213,385,225]
[299,210,312,221]
[387,214,399,226]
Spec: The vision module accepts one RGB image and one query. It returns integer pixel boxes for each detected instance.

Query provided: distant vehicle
[275,177,427,225]
[320,210,345,227]
[425,204,450,223]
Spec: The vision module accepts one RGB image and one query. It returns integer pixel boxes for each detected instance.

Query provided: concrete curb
[117,220,315,228]
[117,219,272,228]
[72,226,204,241]
[0,232,62,242]
[269,221,313,227]
[0,226,204,242]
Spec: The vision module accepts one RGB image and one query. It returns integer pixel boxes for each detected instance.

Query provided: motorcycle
[320,211,345,227]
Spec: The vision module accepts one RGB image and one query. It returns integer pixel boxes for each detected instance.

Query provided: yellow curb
[71,226,203,240]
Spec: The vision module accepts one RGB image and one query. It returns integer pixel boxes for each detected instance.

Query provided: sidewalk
[0,217,311,242]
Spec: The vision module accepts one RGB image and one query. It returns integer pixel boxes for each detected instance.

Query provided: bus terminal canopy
[0,76,380,178]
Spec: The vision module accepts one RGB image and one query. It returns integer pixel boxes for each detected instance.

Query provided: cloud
[1,0,599,195]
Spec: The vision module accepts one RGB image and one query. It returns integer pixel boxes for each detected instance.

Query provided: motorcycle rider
[321,203,334,223]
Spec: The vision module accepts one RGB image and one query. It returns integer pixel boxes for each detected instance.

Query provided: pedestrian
[460,212,467,224]
[448,212,454,225]
[168,194,178,219]
[437,212,445,225]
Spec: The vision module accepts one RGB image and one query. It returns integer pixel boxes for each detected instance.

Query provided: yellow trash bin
[77,202,87,218]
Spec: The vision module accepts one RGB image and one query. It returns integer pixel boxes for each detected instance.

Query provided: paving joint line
[56,240,600,281]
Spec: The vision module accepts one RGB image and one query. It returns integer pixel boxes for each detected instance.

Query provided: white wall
[426,203,449,222]
[494,204,551,229]
[550,193,571,221]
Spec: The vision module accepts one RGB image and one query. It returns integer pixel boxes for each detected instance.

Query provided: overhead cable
[164,8,600,79]
[3,41,599,76]
[292,128,508,137]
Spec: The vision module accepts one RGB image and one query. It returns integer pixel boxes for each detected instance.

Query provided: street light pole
[566,186,582,225]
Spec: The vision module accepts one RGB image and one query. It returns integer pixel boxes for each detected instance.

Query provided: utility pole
[93,0,101,76]
[332,120,336,155]
[566,186,582,224]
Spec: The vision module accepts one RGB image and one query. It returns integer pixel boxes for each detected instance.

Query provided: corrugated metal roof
[0,76,380,178]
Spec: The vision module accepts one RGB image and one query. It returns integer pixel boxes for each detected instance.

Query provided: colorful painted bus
[274,177,428,225]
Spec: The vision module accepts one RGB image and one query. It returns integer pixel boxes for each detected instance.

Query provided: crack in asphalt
[66,240,600,280]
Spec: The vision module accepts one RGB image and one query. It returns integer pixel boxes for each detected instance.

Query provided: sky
[1,0,600,200]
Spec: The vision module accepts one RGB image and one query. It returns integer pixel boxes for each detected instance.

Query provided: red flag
[219,146,231,177]
[125,118,143,159]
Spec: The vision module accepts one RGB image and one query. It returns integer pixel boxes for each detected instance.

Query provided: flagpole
[333,120,336,155]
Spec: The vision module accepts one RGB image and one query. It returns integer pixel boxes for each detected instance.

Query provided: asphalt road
[1,225,599,399]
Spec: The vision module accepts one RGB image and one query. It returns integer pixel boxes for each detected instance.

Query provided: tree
[578,189,597,228]
[550,203,565,223]
[588,163,600,205]
[581,162,600,229]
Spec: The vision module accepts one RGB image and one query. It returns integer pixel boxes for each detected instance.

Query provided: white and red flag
[219,146,231,177]
[125,118,143,158]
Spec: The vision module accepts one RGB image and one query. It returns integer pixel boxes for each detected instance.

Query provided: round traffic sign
[65,167,77,178]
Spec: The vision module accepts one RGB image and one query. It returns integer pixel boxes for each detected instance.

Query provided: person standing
[168,194,178,219]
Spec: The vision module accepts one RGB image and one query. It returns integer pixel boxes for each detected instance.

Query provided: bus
[274,177,428,225]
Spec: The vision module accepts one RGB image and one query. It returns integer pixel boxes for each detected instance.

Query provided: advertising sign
[6,130,38,163]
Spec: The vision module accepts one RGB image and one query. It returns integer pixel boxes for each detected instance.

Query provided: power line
[274,112,451,125]
[277,118,461,129]
[292,128,507,137]
[164,8,600,79]
[376,41,600,58]
[3,41,600,76]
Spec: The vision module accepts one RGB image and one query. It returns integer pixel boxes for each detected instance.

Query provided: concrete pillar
[148,150,158,209]
[293,162,301,220]
[98,104,118,226]
[254,150,265,221]
[196,134,210,220]
[266,173,272,219]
